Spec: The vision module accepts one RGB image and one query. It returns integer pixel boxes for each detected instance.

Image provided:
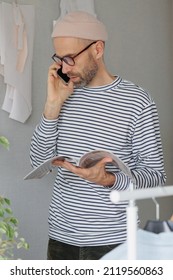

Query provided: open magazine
[24,150,133,180]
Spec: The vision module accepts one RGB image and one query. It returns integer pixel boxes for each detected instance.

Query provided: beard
[68,56,98,88]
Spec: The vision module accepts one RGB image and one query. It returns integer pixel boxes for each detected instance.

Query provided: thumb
[97,157,113,167]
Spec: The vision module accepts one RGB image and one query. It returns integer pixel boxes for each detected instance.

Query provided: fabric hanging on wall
[0,2,35,123]
[59,0,96,17]
[13,2,28,73]
[0,3,4,76]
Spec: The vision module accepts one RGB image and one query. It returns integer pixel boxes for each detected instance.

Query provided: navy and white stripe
[30,77,166,246]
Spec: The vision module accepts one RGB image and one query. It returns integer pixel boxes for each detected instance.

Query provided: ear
[94,41,105,59]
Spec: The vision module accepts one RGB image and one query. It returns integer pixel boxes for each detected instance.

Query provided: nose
[61,61,72,74]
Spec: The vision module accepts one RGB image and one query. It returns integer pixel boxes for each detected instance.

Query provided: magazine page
[79,150,133,180]
[24,150,133,181]
[23,156,72,180]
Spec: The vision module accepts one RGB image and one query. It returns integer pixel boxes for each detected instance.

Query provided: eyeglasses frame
[52,41,97,66]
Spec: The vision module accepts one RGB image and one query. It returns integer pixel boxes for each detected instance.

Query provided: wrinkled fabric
[101,229,173,260]
[0,2,34,123]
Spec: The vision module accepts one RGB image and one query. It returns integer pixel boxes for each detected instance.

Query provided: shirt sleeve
[112,101,166,191]
[30,115,59,168]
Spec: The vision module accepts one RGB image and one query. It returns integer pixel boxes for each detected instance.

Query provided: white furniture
[110,185,173,259]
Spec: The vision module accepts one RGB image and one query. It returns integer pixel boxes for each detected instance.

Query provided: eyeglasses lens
[63,57,75,66]
[52,55,74,66]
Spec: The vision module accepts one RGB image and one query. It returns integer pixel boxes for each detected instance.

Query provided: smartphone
[57,67,70,84]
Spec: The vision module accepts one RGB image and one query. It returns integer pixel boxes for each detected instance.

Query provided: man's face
[53,38,99,88]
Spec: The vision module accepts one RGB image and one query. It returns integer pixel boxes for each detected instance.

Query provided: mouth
[69,76,79,81]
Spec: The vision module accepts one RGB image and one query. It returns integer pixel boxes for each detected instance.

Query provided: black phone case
[57,68,70,84]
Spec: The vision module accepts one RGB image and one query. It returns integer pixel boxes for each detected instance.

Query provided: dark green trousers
[47,238,120,260]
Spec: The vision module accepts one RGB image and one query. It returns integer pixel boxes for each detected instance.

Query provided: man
[30,11,166,259]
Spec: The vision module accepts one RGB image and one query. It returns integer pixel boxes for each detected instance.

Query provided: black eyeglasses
[52,41,97,66]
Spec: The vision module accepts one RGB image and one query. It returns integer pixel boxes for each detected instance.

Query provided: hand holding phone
[57,67,70,84]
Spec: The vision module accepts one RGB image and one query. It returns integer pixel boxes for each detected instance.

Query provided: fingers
[49,63,60,72]
[53,157,112,169]
[48,63,59,81]
[48,63,73,89]
[53,160,83,176]
[52,157,113,184]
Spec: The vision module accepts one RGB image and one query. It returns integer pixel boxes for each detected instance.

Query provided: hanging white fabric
[0,3,4,74]
[53,0,96,41]
[59,0,96,17]
[0,2,35,123]
[12,2,28,73]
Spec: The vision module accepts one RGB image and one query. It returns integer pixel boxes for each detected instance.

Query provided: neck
[87,64,116,87]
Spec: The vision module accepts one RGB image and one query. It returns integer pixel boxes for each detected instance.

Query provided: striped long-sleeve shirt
[30,77,166,246]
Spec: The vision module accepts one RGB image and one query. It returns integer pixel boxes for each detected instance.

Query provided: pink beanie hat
[52,11,108,41]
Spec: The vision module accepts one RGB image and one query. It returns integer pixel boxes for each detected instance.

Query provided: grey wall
[0,0,173,259]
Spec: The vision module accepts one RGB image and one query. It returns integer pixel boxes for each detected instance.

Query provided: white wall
[0,0,173,259]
